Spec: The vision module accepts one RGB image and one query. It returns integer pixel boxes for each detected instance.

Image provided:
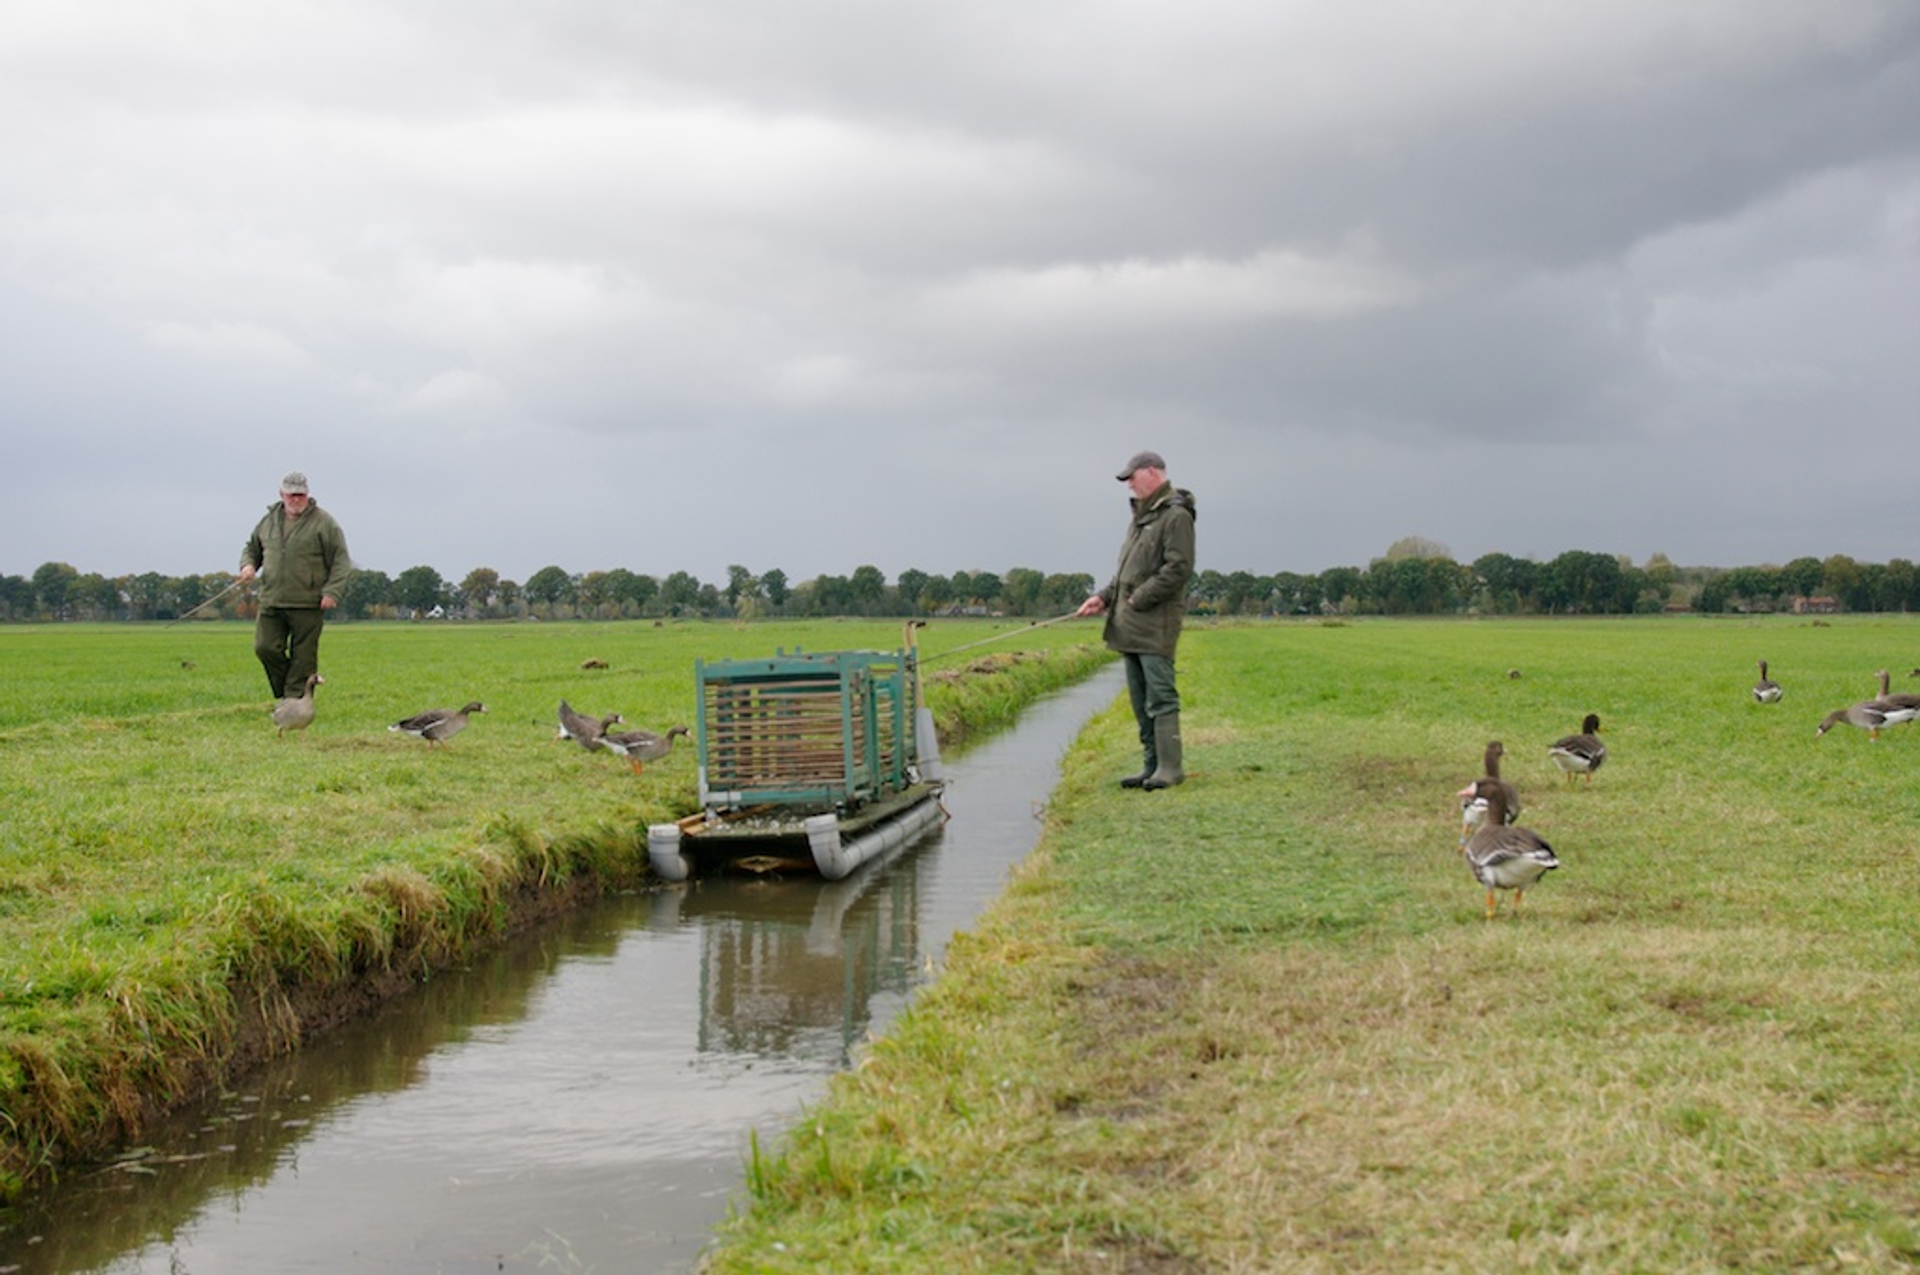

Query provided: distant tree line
[0,560,1097,623]
[3,546,1912,623]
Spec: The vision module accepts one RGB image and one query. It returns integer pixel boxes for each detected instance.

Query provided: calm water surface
[0,666,1122,1274]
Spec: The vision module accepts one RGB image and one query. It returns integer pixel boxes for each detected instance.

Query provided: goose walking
[390,701,486,748]
[271,673,325,739]
[1753,660,1783,704]
[1457,778,1560,920]
[597,724,690,774]
[1818,700,1895,741]
[1547,714,1607,785]
[557,700,621,750]
[1459,740,1521,845]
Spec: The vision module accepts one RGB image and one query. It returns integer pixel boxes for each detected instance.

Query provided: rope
[165,576,246,627]
[920,610,1086,665]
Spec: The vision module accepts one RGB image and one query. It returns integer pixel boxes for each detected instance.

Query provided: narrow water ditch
[0,665,1123,1274]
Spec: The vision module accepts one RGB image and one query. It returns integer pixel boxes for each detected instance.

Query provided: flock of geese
[1454,715,1603,921]
[1454,658,1920,920]
[1813,665,1920,742]
[555,699,691,773]
[264,680,688,774]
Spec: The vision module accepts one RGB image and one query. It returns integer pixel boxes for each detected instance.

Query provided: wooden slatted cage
[695,648,919,812]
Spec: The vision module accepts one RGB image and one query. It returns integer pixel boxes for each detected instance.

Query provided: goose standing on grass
[1456,778,1560,920]
[390,701,486,748]
[1753,660,1783,704]
[1819,700,1895,741]
[557,700,621,749]
[1459,740,1521,845]
[271,673,324,739]
[1873,671,1920,728]
[1547,714,1607,785]
[597,724,690,774]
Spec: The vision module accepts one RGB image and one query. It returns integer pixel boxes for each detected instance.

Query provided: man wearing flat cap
[1077,451,1196,789]
[238,471,353,699]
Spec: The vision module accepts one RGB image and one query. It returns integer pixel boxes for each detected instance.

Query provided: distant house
[1792,595,1838,614]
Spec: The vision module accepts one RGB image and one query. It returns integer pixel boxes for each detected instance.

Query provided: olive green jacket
[241,501,353,609]
[1097,482,1196,657]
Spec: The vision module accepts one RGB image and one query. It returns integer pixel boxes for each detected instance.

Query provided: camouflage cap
[280,471,310,494]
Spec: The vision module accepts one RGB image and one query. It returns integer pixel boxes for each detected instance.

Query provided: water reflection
[676,857,924,1064]
[0,666,1121,1274]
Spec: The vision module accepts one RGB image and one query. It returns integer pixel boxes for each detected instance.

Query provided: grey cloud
[3,1,1919,584]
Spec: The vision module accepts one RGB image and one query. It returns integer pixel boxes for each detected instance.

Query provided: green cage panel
[696,648,918,811]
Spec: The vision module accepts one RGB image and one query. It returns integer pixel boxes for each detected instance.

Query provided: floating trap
[650,641,946,881]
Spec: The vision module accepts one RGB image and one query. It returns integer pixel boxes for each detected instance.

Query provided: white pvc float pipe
[807,798,945,881]
[647,823,691,882]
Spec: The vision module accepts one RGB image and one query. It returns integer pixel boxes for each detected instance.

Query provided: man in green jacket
[239,471,354,699]
[1076,451,1196,790]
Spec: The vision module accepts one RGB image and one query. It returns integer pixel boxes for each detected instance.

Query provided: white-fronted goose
[271,673,324,739]
[1459,740,1521,845]
[390,701,486,748]
[1753,660,1783,704]
[1456,778,1561,920]
[597,724,690,774]
[1547,714,1606,785]
[1873,671,1920,727]
[557,700,621,750]
[1819,700,1895,741]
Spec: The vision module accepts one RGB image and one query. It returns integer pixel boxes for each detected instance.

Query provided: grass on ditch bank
[0,617,1111,1204]
[707,615,1920,1273]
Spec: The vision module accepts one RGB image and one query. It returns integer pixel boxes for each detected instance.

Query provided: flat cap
[1115,450,1166,481]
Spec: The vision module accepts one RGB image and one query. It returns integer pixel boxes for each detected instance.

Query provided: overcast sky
[4,2,1917,588]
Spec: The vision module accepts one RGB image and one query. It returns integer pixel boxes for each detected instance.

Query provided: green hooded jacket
[1097,482,1196,657]
[241,501,353,609]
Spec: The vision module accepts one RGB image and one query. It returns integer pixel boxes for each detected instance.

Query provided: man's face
[282,491,311,515]
[1125,467,1163,499]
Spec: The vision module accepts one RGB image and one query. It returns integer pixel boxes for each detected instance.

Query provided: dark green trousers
[1122,651,1180,757]
[255,607,326,698]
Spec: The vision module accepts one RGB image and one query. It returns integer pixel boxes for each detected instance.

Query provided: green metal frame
[695,647,918,812]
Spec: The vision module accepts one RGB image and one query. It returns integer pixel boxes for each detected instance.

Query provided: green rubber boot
[1142,713,1185,790]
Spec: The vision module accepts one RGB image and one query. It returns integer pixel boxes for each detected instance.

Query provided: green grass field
[0,617,1110,1201]
[709,614,1920,1272]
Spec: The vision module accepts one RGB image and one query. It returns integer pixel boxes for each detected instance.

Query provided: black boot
[1142,713,1184,790]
